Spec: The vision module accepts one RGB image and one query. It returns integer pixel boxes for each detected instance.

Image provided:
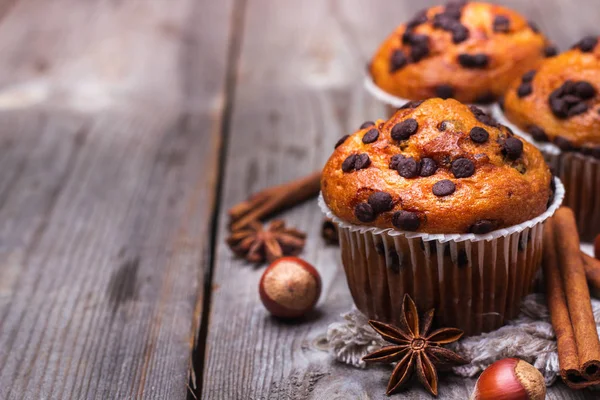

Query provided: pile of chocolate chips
[548,80,596,119]
[516,70,536,98]
[432,1,469,44]
[389,1,470,73]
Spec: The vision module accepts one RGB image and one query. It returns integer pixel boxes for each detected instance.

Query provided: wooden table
[0,0,596,399]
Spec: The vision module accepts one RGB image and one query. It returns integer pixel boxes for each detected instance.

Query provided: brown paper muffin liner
[492,104,600,242]
[318,178,564,336]
[364,76,494,118]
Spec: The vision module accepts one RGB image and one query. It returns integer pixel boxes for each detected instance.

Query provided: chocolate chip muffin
[367,1,554,106]
[322,98,553,234]
[319,98,563,335]
[498,36,600,241]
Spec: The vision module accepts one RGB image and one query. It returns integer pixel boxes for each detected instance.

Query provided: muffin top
[502,36,600,156]
[321,98,552,234]
[369,1,553,104]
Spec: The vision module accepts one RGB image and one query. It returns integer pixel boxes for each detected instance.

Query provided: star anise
[363,294,467,397]
[226,219,306,264]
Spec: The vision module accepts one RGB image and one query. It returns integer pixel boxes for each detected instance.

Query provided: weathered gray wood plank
[203,0,598,399]
[0,0,234,399]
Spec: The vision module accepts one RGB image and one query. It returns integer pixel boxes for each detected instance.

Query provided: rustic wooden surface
[0,0,233,398]
[0,0,597,399]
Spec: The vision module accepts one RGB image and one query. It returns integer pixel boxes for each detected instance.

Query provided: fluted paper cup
[493,104,600,241]
[364,76,494,118]
[319,177,564,336]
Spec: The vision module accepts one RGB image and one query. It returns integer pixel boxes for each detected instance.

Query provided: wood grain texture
[203,0,598,399]
[0,0,234,399]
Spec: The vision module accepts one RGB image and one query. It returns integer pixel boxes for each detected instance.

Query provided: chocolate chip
[360,121,375,129]
[503,137,524,160]
[528,20,540,33]
[419,158,438,177]
[549,97,568,118]
[568,102,589,117]
[436,85,454,99]
[474,92,496,105]
[438,121,449,131]
[517,83,533,98]
[493,15,510,33]
[392,211,421,231]
[362,128,379,144]
[563,95,581,105]
[451,158,475,178]
[389,154,403,170]
[390,50,407,73]
[458,53,489,68]
[410,43,430,62]
[522,70,536,83]
[397,157,420,178]
[341,154,357,172]
[554,136,573,151]
[561,80,576,95]
[544,45,558,57]
[528,125,549,142]
[354,153,371,170]
[574,36,598,52]
[452,25,469,44]
[470,220,498,234]
[391,118,419,141]
[469,105,499,127]
[470,127,489,143]
[399,100,424,110]
[368,191,394,214]
[404,32,429,47]
[433,14,459,30]
[432,179,456,197]
[354,203,375,222]
[407,9,428,29]
[335,135,349,149]
[574,81,596,99]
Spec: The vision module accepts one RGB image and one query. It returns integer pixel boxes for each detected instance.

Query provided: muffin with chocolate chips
[366,1,555,115]
[496,36,600,241]
[319,98,563,335]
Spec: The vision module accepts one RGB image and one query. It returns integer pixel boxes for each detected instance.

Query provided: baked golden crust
[503,37,600,151]
[321,98,552,233]
[369,2,551,104]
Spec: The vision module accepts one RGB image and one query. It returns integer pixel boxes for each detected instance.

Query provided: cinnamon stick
[228,171,321,231]
[583,252,600,298]
[543,219,582,386]
[553,207,600,380]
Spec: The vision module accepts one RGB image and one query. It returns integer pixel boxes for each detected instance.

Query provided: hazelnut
[470,358,546,400]
[259,257,321,318]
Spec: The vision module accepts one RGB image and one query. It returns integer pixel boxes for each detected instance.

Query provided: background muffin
[502,36,600,154]
[368,1,555,104]
[320,98,561,335]
[322,98,553,234]
[499,36,600,241]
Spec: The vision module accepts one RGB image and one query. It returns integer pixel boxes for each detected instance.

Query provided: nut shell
[370,2,549,103]
[259,257,321,318]
[470,358,546,400]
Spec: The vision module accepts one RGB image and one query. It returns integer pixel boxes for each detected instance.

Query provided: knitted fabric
[325,293,600,386]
